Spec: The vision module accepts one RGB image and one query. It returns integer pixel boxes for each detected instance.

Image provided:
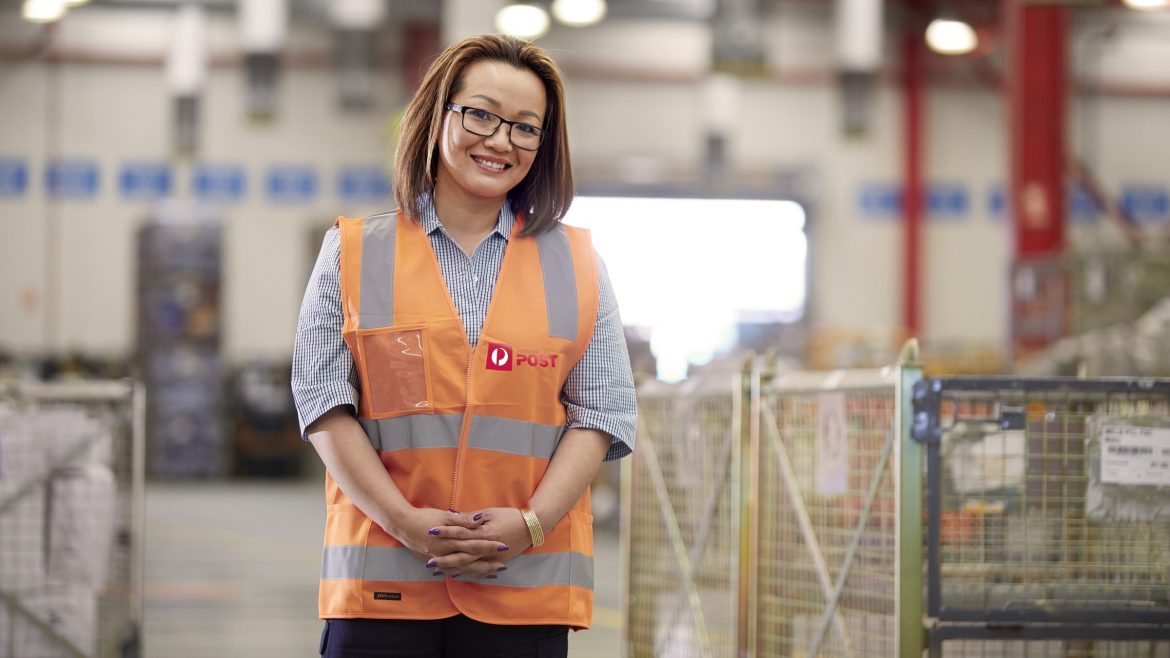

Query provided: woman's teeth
[474,157,506,171]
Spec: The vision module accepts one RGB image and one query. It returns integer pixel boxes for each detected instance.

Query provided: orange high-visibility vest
[322,210,599,627]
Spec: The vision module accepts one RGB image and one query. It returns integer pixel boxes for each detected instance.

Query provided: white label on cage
[1100,424,1170,486]
[816,392,849,496]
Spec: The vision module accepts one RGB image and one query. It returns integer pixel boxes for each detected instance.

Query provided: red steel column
[1007,1,1067,257]
[902,2,924,338]
[1005,1,1068,356]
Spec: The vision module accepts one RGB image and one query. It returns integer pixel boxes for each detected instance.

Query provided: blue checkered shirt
[291,198,636,462]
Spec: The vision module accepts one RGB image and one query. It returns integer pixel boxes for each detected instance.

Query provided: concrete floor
[143,481,623,657]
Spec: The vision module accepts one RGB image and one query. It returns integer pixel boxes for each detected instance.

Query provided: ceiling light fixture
[552,0,607,27]
[1122,0,1168,10]
[925,18,978,56]
[495,4,550,40]
[22,0,66,23]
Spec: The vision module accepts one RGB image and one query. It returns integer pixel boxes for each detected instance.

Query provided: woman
[291,33,636,658]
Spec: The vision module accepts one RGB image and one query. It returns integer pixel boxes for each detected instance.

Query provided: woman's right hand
[306,413,505,578]
[395,507,509,578]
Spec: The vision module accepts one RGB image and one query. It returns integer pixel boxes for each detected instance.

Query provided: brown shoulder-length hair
[393,33,573,236]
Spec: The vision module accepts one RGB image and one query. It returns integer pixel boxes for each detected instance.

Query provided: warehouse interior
[2,0,1170,656]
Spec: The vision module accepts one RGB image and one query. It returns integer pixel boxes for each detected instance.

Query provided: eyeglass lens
[462,109,541,150]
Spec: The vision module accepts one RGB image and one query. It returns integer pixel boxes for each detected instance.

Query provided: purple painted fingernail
[497,545,510,552]
[473,513,484,522]
[486,575,498,579]
[497,566,508,572]
[428,528,440,536]
[426,560,436,568]
[433,571,443,577]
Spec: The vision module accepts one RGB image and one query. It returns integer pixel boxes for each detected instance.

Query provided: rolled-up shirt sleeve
[291,226,359,437]
[562,257,637,461]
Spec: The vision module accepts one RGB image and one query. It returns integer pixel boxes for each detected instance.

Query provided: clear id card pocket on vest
[356,325,433,417]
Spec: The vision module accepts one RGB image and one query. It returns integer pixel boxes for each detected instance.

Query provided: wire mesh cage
[916,377,1170,656]
[756,369,901,658]
[938,638,1170,658]
[625,375,742,658]
[624,359,925,658]
[0,380,145,658]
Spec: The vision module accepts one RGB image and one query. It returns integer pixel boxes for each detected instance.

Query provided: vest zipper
[449,349,475,512]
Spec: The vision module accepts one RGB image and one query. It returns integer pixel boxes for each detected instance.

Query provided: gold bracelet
[519,505,545,547]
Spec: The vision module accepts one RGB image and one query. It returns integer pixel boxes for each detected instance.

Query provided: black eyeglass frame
[445,103,546,151]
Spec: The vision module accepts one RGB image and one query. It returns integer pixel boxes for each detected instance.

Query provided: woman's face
[436,59,547,210]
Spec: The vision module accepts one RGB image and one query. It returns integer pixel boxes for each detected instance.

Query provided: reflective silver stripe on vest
[321,545,436,582]
[535,226,578,341]
[359,212,397,329]
[358,414,463,452]
[322,545,593,589]
[462,551,594,589]
[467,415,564,460]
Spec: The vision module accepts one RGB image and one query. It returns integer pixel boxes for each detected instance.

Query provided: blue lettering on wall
[1121,185,1169,224]
[46,159,99,200]
[857,183,901,219]
[121,162,172,201]
[858,182,969,221]
[338,166,392,204]
[926,183,969,220]
[194,164,246,203]
[267,166,317,204]
[987,183,1006,221]
[0,158,28,198]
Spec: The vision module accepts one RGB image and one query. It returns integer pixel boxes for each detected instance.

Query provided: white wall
[1,3,1168,363]
[0,8,405,361]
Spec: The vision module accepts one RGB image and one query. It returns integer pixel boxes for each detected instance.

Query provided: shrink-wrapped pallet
[0,411,49,592]
[39,407,113,470]
[0,586,99,658]
[47,464,117,588]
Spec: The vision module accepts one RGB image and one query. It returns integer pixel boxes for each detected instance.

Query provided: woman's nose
[484,124,515,151]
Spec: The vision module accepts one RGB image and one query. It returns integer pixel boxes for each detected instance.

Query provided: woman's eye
[515,124,539,136]
[469,109,492,121]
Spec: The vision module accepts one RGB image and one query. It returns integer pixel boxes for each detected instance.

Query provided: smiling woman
[432,60,546,249]
[393,35,575,241]
[290,34,637,658]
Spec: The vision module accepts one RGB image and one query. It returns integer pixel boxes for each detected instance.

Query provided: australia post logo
[486,342,559,372]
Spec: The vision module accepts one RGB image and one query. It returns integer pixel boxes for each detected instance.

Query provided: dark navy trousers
[319,615,569,658]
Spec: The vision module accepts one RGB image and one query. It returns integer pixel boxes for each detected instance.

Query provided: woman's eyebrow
[469,93,501,107]
[469,93,543,122]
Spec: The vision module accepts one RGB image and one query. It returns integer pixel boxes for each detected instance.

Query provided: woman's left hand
[426,507,533,577]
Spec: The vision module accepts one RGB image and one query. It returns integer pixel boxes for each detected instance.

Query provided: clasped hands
[400,506,533,579]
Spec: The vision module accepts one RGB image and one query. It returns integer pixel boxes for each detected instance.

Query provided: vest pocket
[356,325,434,418]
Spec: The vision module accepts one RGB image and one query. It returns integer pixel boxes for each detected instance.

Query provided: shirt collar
[416,193,515,241]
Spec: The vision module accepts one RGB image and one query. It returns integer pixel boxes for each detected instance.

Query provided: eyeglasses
[446,103,545,151]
